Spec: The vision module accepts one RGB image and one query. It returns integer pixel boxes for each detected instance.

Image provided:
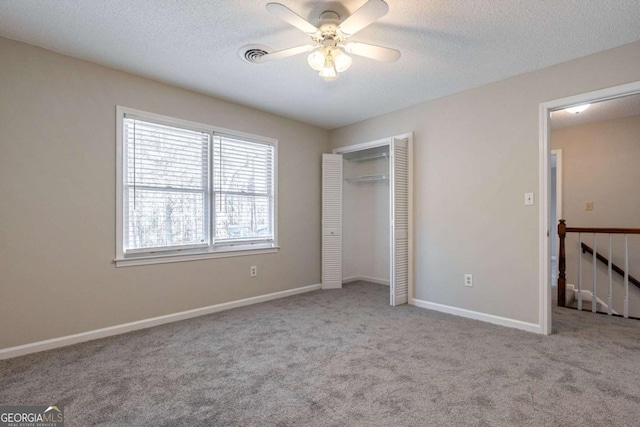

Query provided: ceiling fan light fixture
[323,51,334,69]
[319,63,337,79]
[307,49,326,71]
[256,1,400,82]
[308,47,351,80]
[333,49,352,73]
[565,104,591,114]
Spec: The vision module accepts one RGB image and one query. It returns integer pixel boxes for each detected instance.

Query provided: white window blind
[117,108,278,265]
[123,116,210,252]
[213,135,275,244]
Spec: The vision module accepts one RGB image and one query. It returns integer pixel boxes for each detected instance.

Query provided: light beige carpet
[2,281,640,426]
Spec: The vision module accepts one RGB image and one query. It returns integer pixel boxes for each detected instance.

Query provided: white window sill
[115,245,280,267]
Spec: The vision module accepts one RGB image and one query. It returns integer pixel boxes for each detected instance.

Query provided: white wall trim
[115,246,280,267]
[332,137,390,154]
[0,283,321,360]
[410,298,542,334]
[360,276,390,286]
[343,275,390,286]
[551,149,563,225]
[539,99,554,336]
[407,132,414,303]
[539,80,640,336]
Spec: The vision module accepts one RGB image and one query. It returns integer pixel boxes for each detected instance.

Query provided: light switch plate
[524,192,535,206]
[585,201,594,211]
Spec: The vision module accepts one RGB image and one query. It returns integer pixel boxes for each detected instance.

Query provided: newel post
[558,219,566,307]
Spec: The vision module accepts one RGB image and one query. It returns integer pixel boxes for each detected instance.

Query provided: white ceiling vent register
[245,0,401,81]
[238,44,274,64]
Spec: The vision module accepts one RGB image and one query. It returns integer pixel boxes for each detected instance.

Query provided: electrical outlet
[585,201,594,211]
[464,274,473,287]
[250,266,257,277]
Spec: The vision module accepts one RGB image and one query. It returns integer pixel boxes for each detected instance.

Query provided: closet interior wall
[342,147,390,285]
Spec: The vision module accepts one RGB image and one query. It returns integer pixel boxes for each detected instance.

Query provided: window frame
[115,106,279,267]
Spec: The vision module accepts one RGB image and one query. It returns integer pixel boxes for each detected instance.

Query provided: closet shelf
[347,152,389,162]
[345,173,389,183]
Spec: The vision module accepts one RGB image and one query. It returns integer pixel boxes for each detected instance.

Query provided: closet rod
[345,173,389,183]
[347,152,389,162]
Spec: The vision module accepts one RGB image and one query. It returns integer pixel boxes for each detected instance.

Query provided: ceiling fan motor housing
[316,11,345,45]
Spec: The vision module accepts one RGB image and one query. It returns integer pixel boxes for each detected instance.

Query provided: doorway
[539,81,640,334]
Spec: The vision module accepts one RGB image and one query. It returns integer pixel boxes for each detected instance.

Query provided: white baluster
[624,235,629,318]
[608,234,612,316]
[578,233,582,311]
[592,234,597,313]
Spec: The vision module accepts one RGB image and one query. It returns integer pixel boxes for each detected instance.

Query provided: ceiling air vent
[239,44,273,64]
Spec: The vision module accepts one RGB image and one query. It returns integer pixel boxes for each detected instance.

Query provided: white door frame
[550,149,562,280]
[538,80,640,335]
[332,137,392,154]
[333,132,414,304]
[551,149,563,229]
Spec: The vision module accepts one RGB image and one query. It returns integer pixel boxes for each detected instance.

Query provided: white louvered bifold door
[322,154,343,289]
[390,138,410,305]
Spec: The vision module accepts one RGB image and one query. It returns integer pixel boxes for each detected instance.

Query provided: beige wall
[330,41,640,325]
[552,115,640,316]
[0,37,329,349]
[552,115,640,228]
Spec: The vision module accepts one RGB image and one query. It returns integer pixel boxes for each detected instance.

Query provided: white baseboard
[0,283,321,360]
[343,275,390,286]
[360,276,390,286]
[410,298,542,334]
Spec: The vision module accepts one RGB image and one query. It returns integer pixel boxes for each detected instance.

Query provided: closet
[322,135,412,306]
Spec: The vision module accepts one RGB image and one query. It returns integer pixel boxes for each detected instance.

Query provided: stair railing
[580,242,640,289]
[557,219,640,318]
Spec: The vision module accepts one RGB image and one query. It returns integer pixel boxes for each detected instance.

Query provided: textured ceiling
[1,0,640,129]
[551,93,640,129]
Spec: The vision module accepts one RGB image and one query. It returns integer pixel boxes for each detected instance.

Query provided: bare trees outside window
[122,116,274,255]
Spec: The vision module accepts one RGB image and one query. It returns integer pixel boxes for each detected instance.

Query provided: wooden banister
[557,219,640,309]
[566,227,640,235]
[580,243,640,289]
[558,220,567,307]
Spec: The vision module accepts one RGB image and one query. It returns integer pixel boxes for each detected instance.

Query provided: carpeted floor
[2,281,640,426]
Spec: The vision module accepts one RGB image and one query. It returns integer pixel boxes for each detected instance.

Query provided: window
[116,107,277,266]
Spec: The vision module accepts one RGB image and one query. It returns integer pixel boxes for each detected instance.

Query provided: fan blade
[255,45,316,63]
[266,3,320,35]
[337,0,389,36]
[342,42,400,62]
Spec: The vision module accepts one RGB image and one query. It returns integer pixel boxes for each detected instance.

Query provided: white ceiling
[1,1,640,129]
[551,93,640,129]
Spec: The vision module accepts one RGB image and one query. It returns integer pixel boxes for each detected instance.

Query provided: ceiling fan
[251,0,401,81]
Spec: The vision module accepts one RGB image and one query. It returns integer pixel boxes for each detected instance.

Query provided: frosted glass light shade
[307,49,325,71]
[307,46,351,81]
[333,50,352,72]
[319,66,337,79]
[565,104,591,114]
